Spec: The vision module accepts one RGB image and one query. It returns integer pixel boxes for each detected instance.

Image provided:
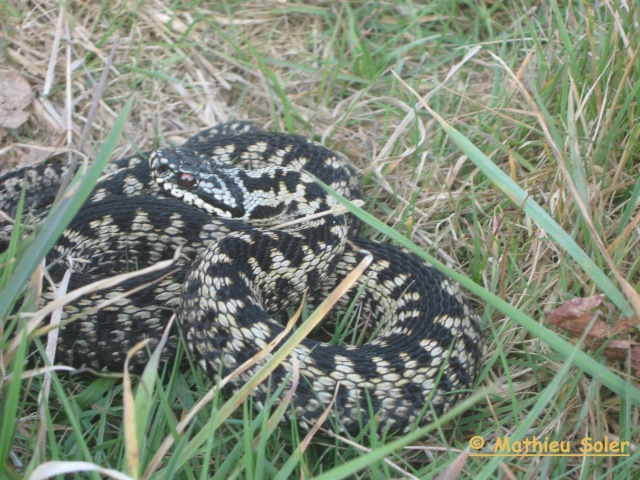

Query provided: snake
[0,121,481,434]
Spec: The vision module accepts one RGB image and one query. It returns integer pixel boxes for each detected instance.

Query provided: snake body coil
[0,122,481,433]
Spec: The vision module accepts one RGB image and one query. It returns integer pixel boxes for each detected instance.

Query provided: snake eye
[178,172,197,189]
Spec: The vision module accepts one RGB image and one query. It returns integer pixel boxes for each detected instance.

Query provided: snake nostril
[156,164,170,176]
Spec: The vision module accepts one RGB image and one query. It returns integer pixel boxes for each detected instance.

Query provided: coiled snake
[0,122,481,433]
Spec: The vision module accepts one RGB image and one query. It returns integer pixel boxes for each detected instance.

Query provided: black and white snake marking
[0,122,481,433]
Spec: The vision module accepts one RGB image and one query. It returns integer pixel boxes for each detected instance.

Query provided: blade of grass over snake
[391,70,632,316]
[0,100,132,320]
[315,179,640,409]
[122,319,173,478]
[143,296,309,478]
[0,182,27,288]
[3,248,179,369]
[123,339,150,478]
[144,253,372,478]
[0,323,28,476]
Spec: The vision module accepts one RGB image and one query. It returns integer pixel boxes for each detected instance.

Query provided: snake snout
[148,149,177,178]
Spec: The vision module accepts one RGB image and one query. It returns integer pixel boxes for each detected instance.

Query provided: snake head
[149,147,246,218]
[150,147,200,188]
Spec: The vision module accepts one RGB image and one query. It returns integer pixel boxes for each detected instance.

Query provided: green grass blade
[428,105,631,315]
[476,332,585,477]
[311,389,489,480]
[0,324,29,478]
[0,100,132,320]
[150,255,371,476]
[320,182,640,408]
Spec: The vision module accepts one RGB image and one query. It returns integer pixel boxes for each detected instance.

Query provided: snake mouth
[159,178,218,216]
[158,176,245,219]
[194,189,246,218]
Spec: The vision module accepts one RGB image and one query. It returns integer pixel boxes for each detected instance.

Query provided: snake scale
[0,122,481,434]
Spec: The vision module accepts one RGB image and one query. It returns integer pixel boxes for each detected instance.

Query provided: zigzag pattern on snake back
[0,122,482,434]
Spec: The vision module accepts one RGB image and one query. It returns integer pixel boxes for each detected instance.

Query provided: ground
[1,1,639,478]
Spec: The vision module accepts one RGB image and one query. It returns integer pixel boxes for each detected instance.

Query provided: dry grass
[2,0,640,478]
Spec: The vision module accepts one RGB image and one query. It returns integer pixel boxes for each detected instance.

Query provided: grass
[1,0,640,478]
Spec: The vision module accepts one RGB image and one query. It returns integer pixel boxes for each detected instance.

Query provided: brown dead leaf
[547,295,640,378]
[547,294,605,323]
[0,70,33,128]
[591,340,640,377]
[591,339,637,361]
[631,346,640,377]
[609,315,640,335]
[546,294,608,338]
